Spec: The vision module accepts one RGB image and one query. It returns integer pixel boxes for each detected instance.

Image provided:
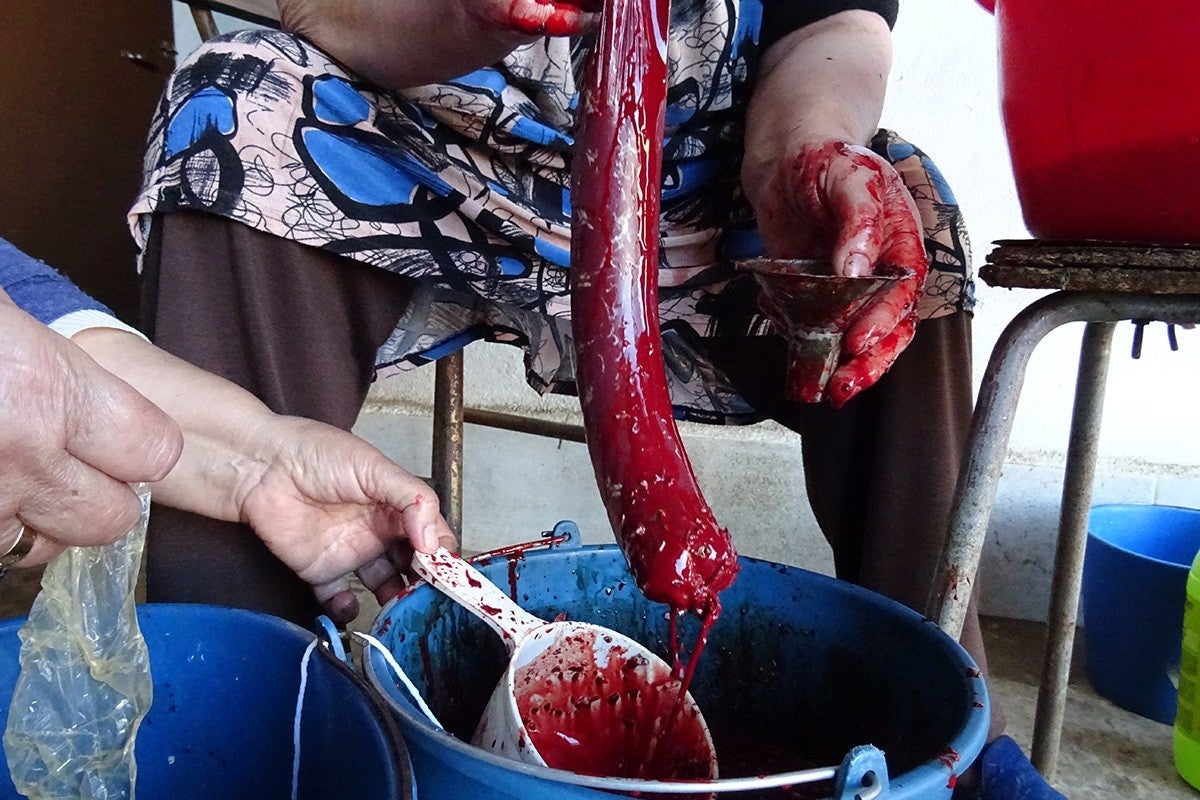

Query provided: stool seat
[982,239,1200,293]
[928,239,1200,782]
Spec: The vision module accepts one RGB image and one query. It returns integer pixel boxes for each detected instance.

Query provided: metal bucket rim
[367,542,990,794]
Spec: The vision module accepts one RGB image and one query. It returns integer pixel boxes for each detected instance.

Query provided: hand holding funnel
[736,258,913,405]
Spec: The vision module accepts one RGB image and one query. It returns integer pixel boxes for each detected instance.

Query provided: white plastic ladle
[412,548,718,781]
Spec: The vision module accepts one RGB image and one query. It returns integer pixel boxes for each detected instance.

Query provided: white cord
[291,638,319,800]
[352,631,444,730]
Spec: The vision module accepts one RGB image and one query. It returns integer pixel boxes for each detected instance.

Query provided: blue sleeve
[0,238,115,325]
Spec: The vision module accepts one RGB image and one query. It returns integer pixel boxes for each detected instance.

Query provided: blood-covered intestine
[569,0,738,617]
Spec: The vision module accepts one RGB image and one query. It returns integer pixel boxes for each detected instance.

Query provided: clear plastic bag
[3,485,154,800]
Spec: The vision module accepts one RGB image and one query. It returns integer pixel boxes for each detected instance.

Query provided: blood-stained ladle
[412,548,717,782]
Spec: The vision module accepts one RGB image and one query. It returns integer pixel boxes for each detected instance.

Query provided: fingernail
[829,379,856,408]
[328,593,359,626]
[418,524,439,552]
[844,253,870,277]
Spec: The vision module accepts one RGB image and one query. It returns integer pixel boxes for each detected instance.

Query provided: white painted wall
[173,1,1200,622]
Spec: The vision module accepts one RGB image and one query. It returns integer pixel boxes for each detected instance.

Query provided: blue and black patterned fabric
[131,0,971,423]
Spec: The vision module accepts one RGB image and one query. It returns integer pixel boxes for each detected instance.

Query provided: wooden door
[0,1,174,323]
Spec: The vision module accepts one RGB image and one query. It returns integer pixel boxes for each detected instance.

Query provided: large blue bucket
[366,527,989,799]
[0,604,413,800]
[1083,504,1200,723]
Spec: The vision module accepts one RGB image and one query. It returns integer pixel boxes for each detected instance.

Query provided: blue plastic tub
[367,526,989,799]
[1083,504,1200,723]
[0,604,413,800]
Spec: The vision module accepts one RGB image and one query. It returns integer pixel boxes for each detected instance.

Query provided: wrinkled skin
[749,140,928,407]
[0,294,183,566]
[277,0,600,90]
[0,292,453,622]
[232,417,458,624]
[71,326,456,627]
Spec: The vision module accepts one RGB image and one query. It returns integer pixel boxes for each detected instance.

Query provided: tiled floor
[0,570,1191,799]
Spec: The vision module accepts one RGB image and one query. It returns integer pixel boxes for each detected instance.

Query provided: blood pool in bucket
[511,628,714,780]
[370,538,991,800]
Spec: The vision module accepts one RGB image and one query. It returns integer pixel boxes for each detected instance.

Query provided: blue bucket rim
[1088,503,1200,570]
[366,540,990,794]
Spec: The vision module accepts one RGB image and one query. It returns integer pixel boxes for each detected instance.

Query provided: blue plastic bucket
[1083,504,1200,723]
[0,604,413,800]
[367,528,989,799]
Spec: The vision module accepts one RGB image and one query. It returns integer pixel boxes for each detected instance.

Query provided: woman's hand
[235,417,457,624]
[740,11,926,406]
[751,139,927,406]
[0,297,182,566]
[73,326,454,624]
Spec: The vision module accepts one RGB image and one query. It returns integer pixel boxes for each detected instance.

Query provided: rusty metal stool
[928,239,1200,779]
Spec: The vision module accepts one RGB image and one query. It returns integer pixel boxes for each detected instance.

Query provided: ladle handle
[412,548,546,650]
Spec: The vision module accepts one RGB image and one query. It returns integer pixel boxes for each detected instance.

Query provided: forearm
[278,0,534,90]
[71,328,276,523]
[743,10,892,192]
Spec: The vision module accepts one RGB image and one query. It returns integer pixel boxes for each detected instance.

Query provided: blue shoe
[954,736,1068,800]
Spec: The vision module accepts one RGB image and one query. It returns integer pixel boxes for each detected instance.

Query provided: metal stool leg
[1032,321,1116,777]
[929,293,1082,637]
[432,353,464,540]
[931,292,1200,638]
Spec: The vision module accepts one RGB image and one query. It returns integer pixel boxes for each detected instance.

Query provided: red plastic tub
[983,0,1200,244]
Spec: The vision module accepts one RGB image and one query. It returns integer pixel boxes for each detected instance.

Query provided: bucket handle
[832,745,889,800]
[546,520,582,549]
[314,615,349,664]
[352,632,445,730]
[468,520,583,568]
[397,742,890,795]
[312,616,443,729]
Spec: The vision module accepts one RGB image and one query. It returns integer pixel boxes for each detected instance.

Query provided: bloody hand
[752,140,928,407]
